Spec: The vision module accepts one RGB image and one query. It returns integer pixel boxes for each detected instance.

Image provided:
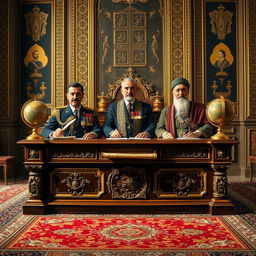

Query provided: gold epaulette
[54,105,68,109]
[52,106,75,126]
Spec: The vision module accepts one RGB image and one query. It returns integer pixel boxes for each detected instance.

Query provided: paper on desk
[61,118,76,131]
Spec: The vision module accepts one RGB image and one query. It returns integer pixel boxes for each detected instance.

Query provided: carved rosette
[107,167,148,199]
[28,149,40,159]
[61,172,90,196]
[212,164,230,198]
[215,148,230,160]
[169,172,195,196]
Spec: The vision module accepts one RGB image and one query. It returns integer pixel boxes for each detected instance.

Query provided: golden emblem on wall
[24,6,48,42]
[209,4,233,40]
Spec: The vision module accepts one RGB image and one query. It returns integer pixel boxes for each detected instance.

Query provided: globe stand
[206,96,235,140]
[21,99,48,141]
[26,128,44,140]
[211,126,230,140]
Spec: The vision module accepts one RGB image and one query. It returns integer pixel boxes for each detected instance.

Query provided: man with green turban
[155,77,214,139]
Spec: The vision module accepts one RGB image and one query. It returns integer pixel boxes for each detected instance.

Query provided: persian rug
[0,182,255,256]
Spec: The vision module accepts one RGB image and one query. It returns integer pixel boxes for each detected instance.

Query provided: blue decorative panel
[97,0,163,96]
[21,2,52,104]
[205,1,237,102]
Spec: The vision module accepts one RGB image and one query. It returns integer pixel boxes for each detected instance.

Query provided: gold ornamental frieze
[112,0,148,4]
[48,147,97,159]
[161,147,209,159]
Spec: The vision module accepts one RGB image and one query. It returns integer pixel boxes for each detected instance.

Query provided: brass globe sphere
[21,100,48,140]
[206,95,235,140]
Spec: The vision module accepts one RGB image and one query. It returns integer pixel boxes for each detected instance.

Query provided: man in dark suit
[103,78,155,138]
[42,82,102,139]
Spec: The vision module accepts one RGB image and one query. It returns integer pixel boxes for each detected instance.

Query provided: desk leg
[23,164,46,214]
[209,164,234,215]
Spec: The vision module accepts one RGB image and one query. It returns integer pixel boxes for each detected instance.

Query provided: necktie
[128,103,132,115]
[74,109,78,119]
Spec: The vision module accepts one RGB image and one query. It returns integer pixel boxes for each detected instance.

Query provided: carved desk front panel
[18,139,238,215]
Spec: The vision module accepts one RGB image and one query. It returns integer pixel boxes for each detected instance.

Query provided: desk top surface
[17,138,239,145]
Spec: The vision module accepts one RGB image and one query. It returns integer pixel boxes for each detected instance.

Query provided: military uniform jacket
[41,105,102,138]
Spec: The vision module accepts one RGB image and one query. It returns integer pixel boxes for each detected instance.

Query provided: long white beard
[173,97,190,117]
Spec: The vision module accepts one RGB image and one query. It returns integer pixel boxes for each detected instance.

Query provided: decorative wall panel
[0,131,9,155]
[193,0,204,103]
[248,128,256,159]
[96,0,164,99]
[0,0,9,119]
[55,0,66,107]
[21,2,53,104]
[76,0,89,106]
[248,0,256,118]
[205,1,237,104]
[171,0,183,80]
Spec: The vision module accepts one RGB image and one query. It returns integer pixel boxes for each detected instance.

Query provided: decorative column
[209,164,233,215]
[24,164,46,214]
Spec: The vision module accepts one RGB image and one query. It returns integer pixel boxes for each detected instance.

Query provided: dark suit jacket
[41,105,102,138]
[103,100,156,138]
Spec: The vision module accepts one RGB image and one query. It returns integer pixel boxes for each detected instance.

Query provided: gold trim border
[55,0,65,107]
[246,0,256,118]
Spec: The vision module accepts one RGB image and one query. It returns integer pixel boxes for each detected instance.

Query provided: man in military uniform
[103,78,155,138]
[155,77,214,139]
[42,82,102,139]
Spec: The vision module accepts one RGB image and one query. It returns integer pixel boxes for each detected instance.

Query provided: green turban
[171,77,190,90]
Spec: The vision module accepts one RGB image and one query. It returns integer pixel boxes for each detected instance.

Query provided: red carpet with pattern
[0,182,255,255]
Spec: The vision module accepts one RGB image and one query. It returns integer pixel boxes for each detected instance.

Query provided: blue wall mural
[21,2,52,104]
[97,0,163,97]
[205,1,237,102]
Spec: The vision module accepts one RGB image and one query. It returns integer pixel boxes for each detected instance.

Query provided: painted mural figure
[214,49,230,72]
[134,31,144,43]
[151,34,159,63]
[134,14,144,26]
[117,14,126,26]
[117,31,127,43]
[28,50,44,73]
[102,35,110,64]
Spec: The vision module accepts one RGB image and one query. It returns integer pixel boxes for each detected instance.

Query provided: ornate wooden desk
[18,138,238,215]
